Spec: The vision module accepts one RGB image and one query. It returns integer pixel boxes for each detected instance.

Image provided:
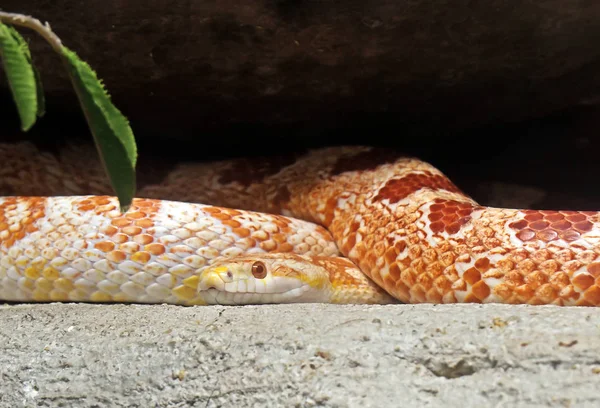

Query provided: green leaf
[31,59,45,118]
[61,46,137,212]
[6,25,46,118]
[0,22,40,131]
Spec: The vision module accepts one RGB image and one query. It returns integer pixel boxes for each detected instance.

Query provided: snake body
[2,142,600,306]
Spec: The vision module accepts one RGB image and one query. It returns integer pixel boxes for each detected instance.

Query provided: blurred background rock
[1,0,600,209]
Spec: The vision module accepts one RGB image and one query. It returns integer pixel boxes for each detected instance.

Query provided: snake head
[197,253,332,305]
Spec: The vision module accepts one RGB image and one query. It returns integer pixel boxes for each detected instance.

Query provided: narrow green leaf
[31,61,45,118]
[6,25,45,118]
[61,46,137,212]
[0,22,39,131]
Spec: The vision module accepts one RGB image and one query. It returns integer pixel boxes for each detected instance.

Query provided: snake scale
[2,141,600,306]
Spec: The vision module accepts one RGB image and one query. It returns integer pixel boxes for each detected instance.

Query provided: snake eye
[251,261,267,279]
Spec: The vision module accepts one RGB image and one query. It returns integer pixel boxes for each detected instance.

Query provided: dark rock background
[1,0,600,209]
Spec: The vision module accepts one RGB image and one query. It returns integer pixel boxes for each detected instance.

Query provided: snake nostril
[227,271,233,279]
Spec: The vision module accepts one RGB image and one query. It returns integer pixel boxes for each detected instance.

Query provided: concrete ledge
[1,303,599,407]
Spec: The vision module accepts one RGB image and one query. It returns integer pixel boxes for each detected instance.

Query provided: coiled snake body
[2,142,600,306]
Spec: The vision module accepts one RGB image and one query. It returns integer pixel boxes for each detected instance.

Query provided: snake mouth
[198,281,312,305]
[197,267,317,305]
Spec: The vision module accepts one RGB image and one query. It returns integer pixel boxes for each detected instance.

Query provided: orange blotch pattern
[509,210,597,243]
[374,171,462,204]
[85,197,162,259]
[0,197,46,249]
[427,199,476,235]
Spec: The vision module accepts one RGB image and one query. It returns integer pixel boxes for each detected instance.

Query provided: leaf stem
[0,11,63,53]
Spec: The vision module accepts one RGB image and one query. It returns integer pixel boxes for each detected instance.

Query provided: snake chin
[197,277,328,305]
[198,285,312,305]
[197,268,329,305]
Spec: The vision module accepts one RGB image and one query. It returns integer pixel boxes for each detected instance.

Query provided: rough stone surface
[1,302,599,407]
[2,1,600,143]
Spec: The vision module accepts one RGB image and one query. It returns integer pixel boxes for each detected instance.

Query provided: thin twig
[0,11,63,52]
